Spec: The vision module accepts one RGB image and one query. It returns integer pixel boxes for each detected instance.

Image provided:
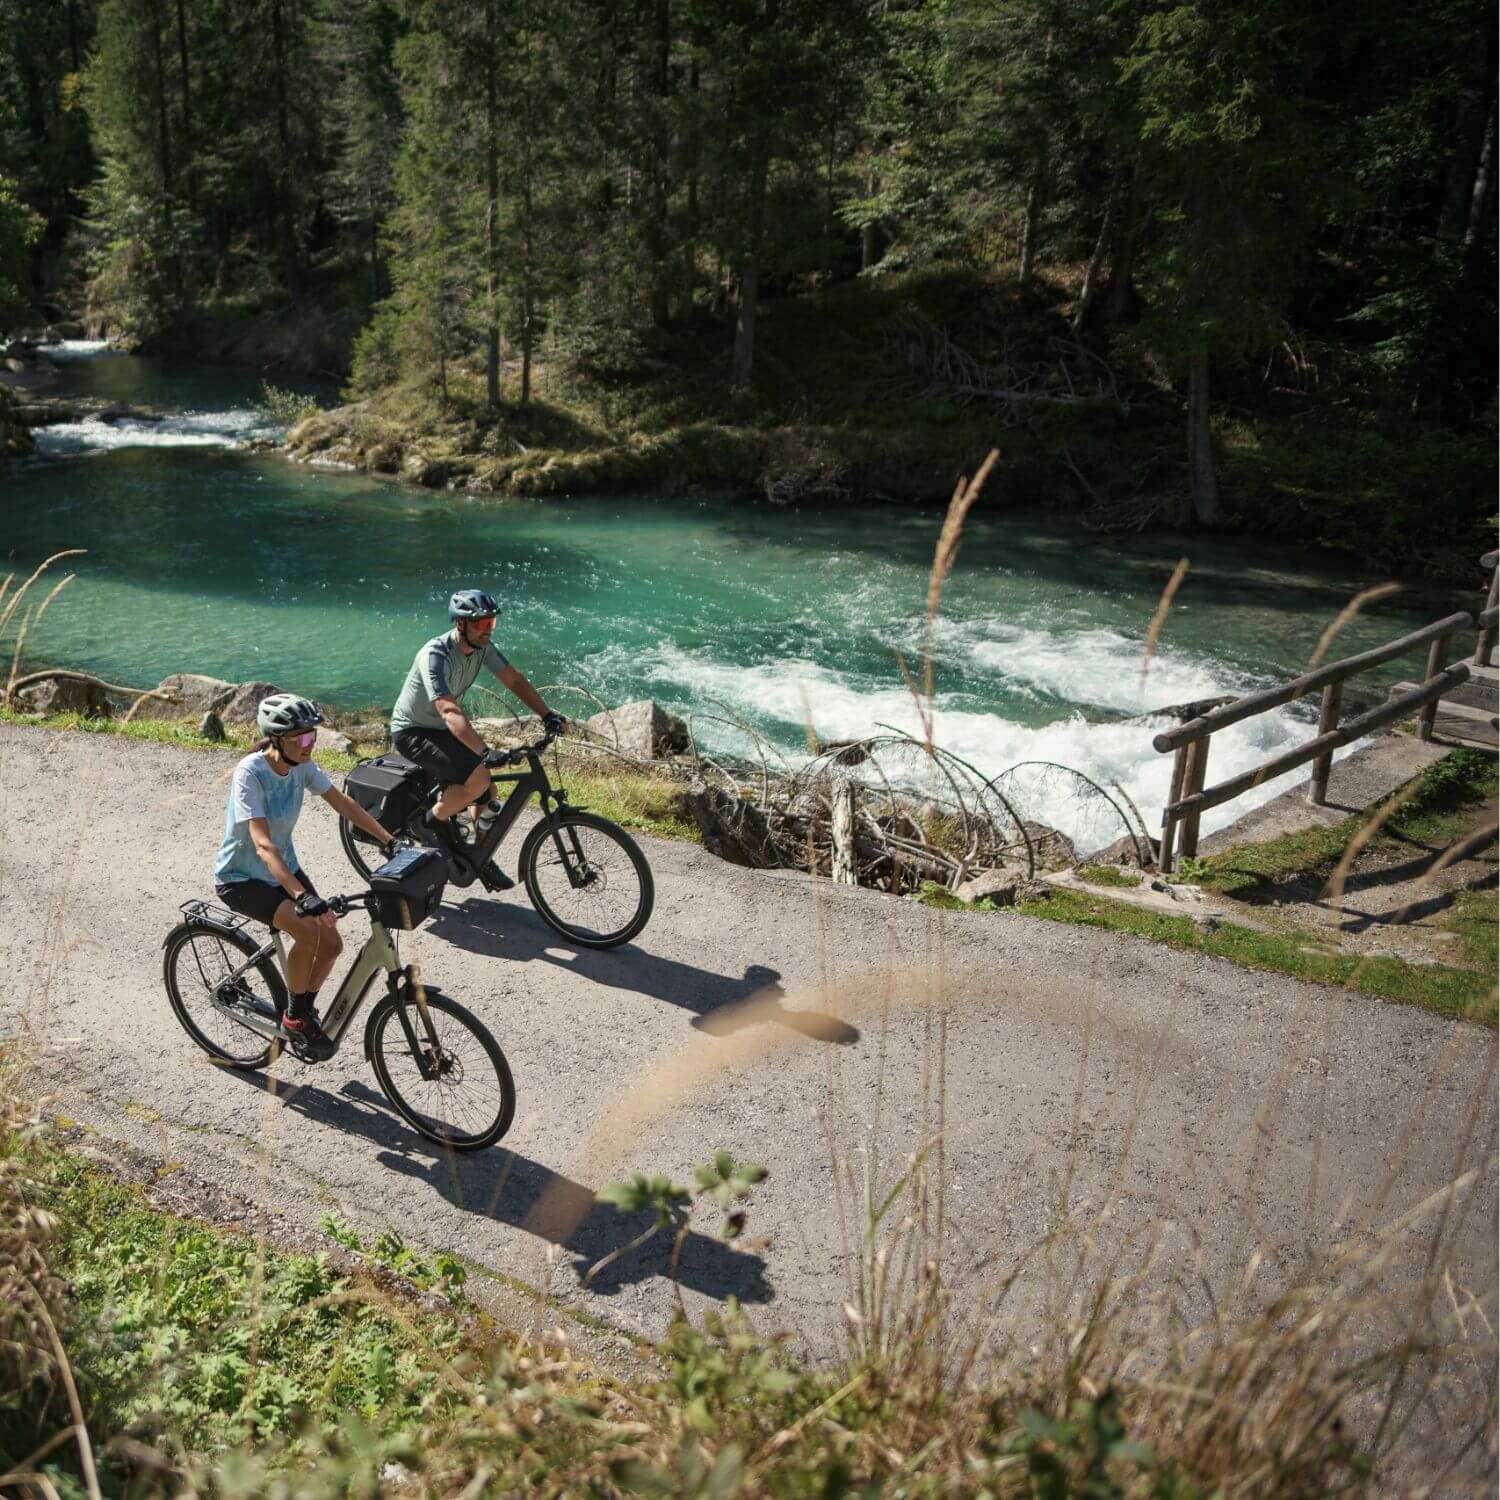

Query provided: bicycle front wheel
[162,920,285,1070]
[520,810,654,948]
[367,988,515,1151]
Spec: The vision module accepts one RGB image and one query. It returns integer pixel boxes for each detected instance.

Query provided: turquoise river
[2,344,1455,850]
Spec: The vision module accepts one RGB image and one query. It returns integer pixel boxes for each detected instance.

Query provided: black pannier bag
[368,847,448,930]
[343,755,431,837]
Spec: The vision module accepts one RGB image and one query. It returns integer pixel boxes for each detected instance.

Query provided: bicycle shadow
[426,899,860,1045]
[220,1068,773,1304]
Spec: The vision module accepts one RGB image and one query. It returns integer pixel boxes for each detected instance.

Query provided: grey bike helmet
[449,588,499,621]
[256,693,324,738]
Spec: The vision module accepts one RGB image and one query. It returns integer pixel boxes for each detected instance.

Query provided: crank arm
[209,997,282,1041]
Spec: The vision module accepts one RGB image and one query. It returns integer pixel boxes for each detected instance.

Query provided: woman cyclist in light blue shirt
[214,693,395,1059]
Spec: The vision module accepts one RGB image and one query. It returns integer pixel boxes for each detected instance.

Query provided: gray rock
[219,680,284,725]
[954,867,1024,907]
[343,720,391,747]
[131,672,235,721]
[198,710,226,742]
[321,728,353,754]
[15,675,111,718]
[584,699,689,760]
[1090,832,1157,868]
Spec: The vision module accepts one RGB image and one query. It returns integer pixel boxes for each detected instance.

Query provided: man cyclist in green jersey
[391,589,566,887]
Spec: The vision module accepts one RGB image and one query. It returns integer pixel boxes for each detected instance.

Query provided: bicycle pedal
[478,860,514,892]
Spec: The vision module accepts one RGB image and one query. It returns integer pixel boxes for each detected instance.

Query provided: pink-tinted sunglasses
[292,729,318,749]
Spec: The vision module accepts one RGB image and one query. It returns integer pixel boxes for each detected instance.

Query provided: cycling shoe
[478,859,515,892]
[283,1013,336,1063]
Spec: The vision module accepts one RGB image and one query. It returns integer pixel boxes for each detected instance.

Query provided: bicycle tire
[367,988,515,1151]
[520,810,654,949]
[162,920,286,1070]
[339,815,385,882]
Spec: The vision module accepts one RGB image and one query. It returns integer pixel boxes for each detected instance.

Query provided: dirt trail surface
[2,728,1496,1417]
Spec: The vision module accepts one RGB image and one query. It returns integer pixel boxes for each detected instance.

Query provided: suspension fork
[389,966,445,1081]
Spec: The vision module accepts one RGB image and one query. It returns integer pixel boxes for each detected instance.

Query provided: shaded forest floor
[275,266,1497,584]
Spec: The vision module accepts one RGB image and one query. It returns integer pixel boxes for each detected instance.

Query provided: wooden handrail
[1162,664,1471,822]
[1153,612,1473,753]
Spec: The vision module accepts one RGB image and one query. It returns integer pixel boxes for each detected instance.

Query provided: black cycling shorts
[393,726,483,786]
[216,870,317,928]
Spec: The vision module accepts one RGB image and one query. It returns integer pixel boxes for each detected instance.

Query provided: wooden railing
[1152,612,1474,873]
[1476,548,1498,667]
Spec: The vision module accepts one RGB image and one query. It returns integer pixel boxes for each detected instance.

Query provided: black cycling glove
[541,711,566,736]
[294,892,329,918]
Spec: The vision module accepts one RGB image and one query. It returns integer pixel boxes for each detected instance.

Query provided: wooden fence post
[1418,632,1451,741]
[1158,744,1190,874]
[1179,734,1211,860]
[1476,558,1498,666]
[831,778,858,885]
[1308,679,1344,805]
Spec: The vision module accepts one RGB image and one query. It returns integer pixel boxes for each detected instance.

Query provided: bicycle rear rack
[179,898,252,931]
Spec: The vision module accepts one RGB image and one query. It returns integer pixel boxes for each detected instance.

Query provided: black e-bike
[339,728,654,950]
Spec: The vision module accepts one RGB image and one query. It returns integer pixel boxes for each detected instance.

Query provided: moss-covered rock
[0,385,34,457]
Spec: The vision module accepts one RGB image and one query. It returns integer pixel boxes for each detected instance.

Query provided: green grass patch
[1014,886,1496,1024]
[1076,863,1143,889]
[0,706,375,774]
[558,765,700,843]
[1446,885,1499,973]
[33,1150,471,1457]
[1180,748,1496,897]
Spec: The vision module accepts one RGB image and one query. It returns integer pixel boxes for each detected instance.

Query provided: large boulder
[584,699,689,760]
[219,680,284,726]
[954,866,1025,907]
[15,675,110,717]
[131,672,236,721]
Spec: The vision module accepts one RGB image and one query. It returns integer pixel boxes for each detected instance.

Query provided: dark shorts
[215,870,317,928]
[394,726,482,786]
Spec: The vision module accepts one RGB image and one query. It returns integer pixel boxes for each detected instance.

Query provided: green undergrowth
[31,1148,475,1464]
[1176,748,1496,897]
[6,1130,1381,1499]
[1011,886,1497,1024]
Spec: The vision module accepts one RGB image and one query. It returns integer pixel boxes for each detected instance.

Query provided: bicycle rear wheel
[520,810,654,949]
[162,921,285,1070]
[367,987,515,1151]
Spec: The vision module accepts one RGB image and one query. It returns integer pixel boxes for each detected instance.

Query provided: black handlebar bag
[368,847,448,929]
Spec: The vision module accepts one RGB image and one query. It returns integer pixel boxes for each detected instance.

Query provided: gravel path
[2,724,1494,1431]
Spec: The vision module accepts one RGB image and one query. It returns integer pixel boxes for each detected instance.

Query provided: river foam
[591,634,1348,855]
[34,407,273,455]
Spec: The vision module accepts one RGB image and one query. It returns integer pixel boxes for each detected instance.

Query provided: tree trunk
[520,0,535,406]
[861,171,878,271]
[1187,347,1219,525]
[1437,14,1496,246]
[269,0,298,294]
[149,0,172,198]
[731,137,768,391]
[174,0,195,213]
[1018,153,1046,294]
[1464,98,1497,261]
[485,0,501,408]
[676,57,700,321]
[1105,162,1139,322]
[1071,175,1120,335]
[647,0,672,328]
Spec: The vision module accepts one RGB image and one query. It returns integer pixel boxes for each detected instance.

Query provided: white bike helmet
[256,693,324,738]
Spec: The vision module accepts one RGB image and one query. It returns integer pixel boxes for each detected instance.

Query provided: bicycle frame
[195,908,401,1053]
[441,749,577,882]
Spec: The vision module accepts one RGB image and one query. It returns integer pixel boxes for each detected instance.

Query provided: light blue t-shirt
[390,630,511,734]
[214,752,333,886]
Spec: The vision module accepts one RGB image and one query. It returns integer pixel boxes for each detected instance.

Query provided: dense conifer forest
[2,0,1495,573]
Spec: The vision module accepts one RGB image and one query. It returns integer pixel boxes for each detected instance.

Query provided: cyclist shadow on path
[221,1069,774,1305]
[426,900,860,1046]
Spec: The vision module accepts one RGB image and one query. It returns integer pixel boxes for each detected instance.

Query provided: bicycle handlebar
[484,726,559,768]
